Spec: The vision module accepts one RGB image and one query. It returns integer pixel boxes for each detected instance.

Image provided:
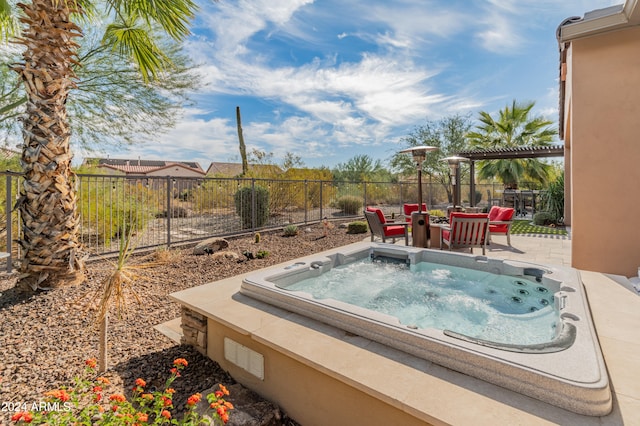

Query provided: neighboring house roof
[557,0,640,138]
[84,158,205,175]
[206,162,283,176]
[0,147,19,160]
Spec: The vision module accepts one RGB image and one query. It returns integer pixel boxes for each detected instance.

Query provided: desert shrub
[336,195,362,215]
[533,211,555,226]
[235,185,270,229]
[347,221,368,234]
[283,224,298,236]
[156,206,189,218]
[429,209,446,217]
[78,178,158,242]
[544,172,564,224]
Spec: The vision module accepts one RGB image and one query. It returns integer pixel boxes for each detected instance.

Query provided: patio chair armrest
[381,222,409,229]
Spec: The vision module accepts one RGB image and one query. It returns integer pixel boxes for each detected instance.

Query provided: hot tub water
[284,258,558,345]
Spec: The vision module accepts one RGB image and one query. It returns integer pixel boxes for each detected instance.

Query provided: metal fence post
[6,174,12,273]
[363,182,367,208]
[319,181,323,220]
[251,179,256,230]
[166,176,172,247]
[304,180,308,224]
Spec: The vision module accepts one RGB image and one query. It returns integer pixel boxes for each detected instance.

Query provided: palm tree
[466,100,556,188]
[0,0,197,291]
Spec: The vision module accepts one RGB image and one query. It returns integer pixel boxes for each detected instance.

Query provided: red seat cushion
[489,223,509,233]
[488,206,501,221]
[403,203,427,215]
[495,207,515,222]
[383,225,407,237]
[488,207,514,233]
[403,203,427,223]
[366,207,387,224]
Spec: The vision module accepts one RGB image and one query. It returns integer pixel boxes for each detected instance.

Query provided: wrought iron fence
[1,171,541,272]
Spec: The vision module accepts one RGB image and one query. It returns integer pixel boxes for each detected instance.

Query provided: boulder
[193,237,229,255]
[195,383,285,426]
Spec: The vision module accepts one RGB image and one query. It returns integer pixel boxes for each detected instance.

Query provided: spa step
[154,317,183,344]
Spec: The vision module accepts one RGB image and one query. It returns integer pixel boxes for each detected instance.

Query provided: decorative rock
[195,383,284,426]
[211,251,240,261]
[193,237,229,255]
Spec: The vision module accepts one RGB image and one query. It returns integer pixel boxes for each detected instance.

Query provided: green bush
[545,172,564,224]
[429,209,446,217]
[234,185,270,229]
[347,221,368,234]
[336,195,362,215]
[533,211,555,226]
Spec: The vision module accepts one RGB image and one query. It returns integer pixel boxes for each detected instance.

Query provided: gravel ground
[0,221,367,424]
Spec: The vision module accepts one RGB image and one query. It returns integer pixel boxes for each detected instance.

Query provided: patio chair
[488,206,516,246]
[402,203,428,224]
[364,207,409,245]
[441,212,490,255]
[487,189,500,207]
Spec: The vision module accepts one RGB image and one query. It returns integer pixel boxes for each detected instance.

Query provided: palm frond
[0,0,19,40]
[103,21,171,82]
[108,0,197,41]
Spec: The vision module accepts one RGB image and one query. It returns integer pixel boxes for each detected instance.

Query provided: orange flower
[173,358,188,367]
[221,412,229,424]
[135,378,146,387]
[97,377,111,385]
[93,386,103,393]
[93,393,102,403]
[170,367,181,377]
[44,389,71,402]
[11,412,24,422]
[85,359,97,369]
[215,390,224,398]
[162,396,173,407]
[166,388,176,394]
[136,412,149,422]
[161,410,171,419]
[224,401,234,410]
[141,393,154,401]
[109,394,127,403]
[186,393,202,406]
[217,406,227,416]
[218,384,230,396]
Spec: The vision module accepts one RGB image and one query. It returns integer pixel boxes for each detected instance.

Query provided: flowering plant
[11,358,233,425]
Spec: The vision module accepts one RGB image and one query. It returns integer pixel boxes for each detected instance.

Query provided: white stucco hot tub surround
[240,242,611,416]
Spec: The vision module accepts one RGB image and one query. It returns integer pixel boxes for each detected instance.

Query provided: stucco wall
[568,26,640,276]
[207,320,435,426]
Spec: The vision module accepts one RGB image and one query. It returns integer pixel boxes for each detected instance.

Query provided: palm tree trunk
[13,0,85,291]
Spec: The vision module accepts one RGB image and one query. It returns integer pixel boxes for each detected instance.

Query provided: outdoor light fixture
[399,146,438,213]
[399,146,438,248]
[441,156,469,208]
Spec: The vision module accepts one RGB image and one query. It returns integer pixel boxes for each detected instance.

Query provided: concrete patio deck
[167,230,639,425]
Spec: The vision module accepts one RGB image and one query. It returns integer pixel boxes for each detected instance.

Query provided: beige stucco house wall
[558,0,640,276]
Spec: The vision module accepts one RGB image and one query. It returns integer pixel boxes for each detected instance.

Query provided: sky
[99,0,619,170]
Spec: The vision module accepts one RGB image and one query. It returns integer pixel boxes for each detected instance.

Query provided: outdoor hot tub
[240,242,612,416]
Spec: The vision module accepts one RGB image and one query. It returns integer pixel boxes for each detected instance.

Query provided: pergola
[455,145,565,207]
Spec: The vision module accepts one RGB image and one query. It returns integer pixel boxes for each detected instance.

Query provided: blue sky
[105,0,618,170]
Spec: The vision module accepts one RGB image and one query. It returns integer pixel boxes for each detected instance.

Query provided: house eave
[558,0,640,42]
